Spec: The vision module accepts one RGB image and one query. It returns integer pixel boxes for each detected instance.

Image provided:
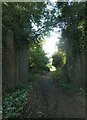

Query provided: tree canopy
[2,2,58,46]
[56,2,86,58]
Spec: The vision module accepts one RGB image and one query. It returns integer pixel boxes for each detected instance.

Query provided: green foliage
[56,2,86,56]
[2,2,46,44]
[2,2,57,47]
[52,2,86,89]
[3,2,86,53]
[52,66,85,95]
[52,70,60,81]
[29,42,49,74]
[52,68,85,95]
[59,79,85,95]
[52,50,66,68]
[52,54,63,68]
[29,72,40,81]
[3,83,32,118]
[52,65,67,81]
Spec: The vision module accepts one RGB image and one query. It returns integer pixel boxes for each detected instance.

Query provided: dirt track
[22,72,85,118]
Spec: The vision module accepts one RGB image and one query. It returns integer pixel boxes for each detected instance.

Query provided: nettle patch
[3,84,32,118]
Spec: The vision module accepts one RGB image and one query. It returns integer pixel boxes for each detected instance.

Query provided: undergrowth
[52,69,85,95]
[3,71,43,118]
[29,72,40,81]
[3,83,32,118]
[58,79,85,95]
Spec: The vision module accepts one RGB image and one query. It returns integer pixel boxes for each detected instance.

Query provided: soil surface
[22,72,85,118]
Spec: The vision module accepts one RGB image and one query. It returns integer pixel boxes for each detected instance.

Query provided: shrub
[3,83,32,118]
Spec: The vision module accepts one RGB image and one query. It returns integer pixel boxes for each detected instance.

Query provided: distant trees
[29,41,49,74]
[52,51,65,68]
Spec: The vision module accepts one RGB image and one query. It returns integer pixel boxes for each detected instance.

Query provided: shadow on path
[22,72,85,118]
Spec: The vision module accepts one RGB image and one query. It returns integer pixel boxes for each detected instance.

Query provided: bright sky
[49,0,58,2]
[43,30,61,58]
